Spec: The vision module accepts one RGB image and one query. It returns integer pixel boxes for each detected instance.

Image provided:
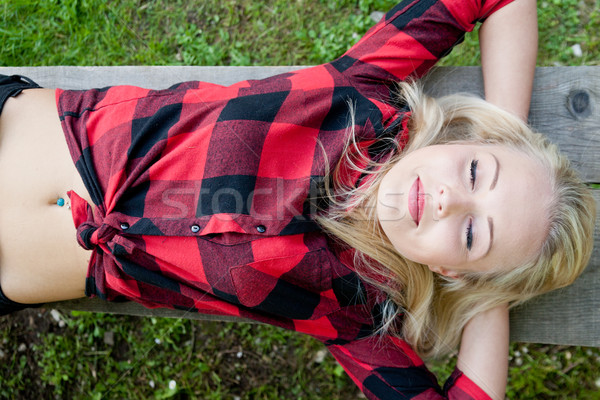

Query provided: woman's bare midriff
[0,88,93,303]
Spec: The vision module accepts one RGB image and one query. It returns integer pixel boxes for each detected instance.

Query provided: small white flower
[169,380,177,390]
[313,349,327,364]
[154,338,162,345]
[149,380,155,389]
[17,343,26,352]
[571,44,583,58]
[595,378,600,388]
[515,357,523,367]
[565,351,572,360]
[369,11,385,23]
[514,350,521,358]
[521,346,529,354]
[236,351,243,358]
[50,309,62,322]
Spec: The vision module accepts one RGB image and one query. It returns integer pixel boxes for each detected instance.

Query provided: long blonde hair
[317,81,596,359]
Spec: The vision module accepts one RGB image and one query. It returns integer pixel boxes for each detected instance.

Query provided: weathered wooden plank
[1,66,598,346]
[4,66,598,182]
[0,66,306,90]
[45,297,254,323]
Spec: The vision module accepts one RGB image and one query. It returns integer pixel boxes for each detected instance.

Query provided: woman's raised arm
[454,2,538,397]
[456,304,510,400]
[479,0,538,120]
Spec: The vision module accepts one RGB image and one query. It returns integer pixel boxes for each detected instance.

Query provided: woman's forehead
[485,155,552,271]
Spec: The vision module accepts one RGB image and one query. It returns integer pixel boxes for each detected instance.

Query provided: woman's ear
[428,266,460,279]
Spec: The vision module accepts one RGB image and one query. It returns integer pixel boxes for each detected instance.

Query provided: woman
[0,0,594,399]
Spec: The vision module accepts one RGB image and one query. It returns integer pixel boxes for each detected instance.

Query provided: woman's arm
[456,304,509,400]
[479,0,538,121]
[465,2,536,396]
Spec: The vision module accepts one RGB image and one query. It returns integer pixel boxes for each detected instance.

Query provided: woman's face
[376,143,552,276]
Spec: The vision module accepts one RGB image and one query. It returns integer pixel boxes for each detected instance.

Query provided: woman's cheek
[427,224,461,265]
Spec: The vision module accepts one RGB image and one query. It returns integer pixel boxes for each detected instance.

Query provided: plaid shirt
[57,0,514,398]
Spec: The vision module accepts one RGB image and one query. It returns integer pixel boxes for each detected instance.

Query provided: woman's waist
[0,88,93,204]
[0,88,93,300]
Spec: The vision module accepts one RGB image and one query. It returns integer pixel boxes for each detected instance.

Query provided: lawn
[1,0,599,398]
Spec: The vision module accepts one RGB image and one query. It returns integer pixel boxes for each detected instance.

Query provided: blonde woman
[0,0,594,399]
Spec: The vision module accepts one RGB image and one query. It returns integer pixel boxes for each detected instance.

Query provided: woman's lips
[408,177,425,225]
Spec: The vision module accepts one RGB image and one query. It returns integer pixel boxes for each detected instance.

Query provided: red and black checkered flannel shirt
[56,0,515,398]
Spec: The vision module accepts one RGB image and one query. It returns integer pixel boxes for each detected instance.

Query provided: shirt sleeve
[326,334,493,400]
[332,0,516,86]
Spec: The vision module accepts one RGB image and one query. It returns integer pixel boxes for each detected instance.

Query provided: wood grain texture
[1,66,598,345]
[0,66,306,89]
[45,297,255,323]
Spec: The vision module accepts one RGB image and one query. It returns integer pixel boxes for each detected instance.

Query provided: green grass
[1,0,385,66]
[439,0,600,67]
[1,0,599,399]
[1,311,358,399]
[2,0,598,67]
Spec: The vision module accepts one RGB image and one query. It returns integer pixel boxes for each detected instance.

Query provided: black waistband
[0,74,42,116]
[0,283,41,316]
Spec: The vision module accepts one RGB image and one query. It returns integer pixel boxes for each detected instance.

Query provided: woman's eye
[469,159,478,189]
[466,220,474,251]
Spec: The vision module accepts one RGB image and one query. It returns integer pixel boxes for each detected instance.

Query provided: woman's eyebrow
[484,217,494,257]
[483,154,499,257]
[490,153,500,190]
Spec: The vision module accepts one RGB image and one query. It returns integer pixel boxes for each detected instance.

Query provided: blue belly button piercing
[57,198,65,207]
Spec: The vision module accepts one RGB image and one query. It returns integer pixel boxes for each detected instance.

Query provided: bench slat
[1,66,598,346]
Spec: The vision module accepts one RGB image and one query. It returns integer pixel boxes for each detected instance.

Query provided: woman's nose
[437,186,469,218]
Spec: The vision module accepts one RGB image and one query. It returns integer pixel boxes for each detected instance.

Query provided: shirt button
[256,225,266,233]
[190,224,200,233]
[120,222,130,230]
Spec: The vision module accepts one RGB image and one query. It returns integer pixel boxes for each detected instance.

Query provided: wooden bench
[2,65,598,346]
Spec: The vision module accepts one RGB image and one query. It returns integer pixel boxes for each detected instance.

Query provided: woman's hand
[479,0,538,121]
[456,304,509,400]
